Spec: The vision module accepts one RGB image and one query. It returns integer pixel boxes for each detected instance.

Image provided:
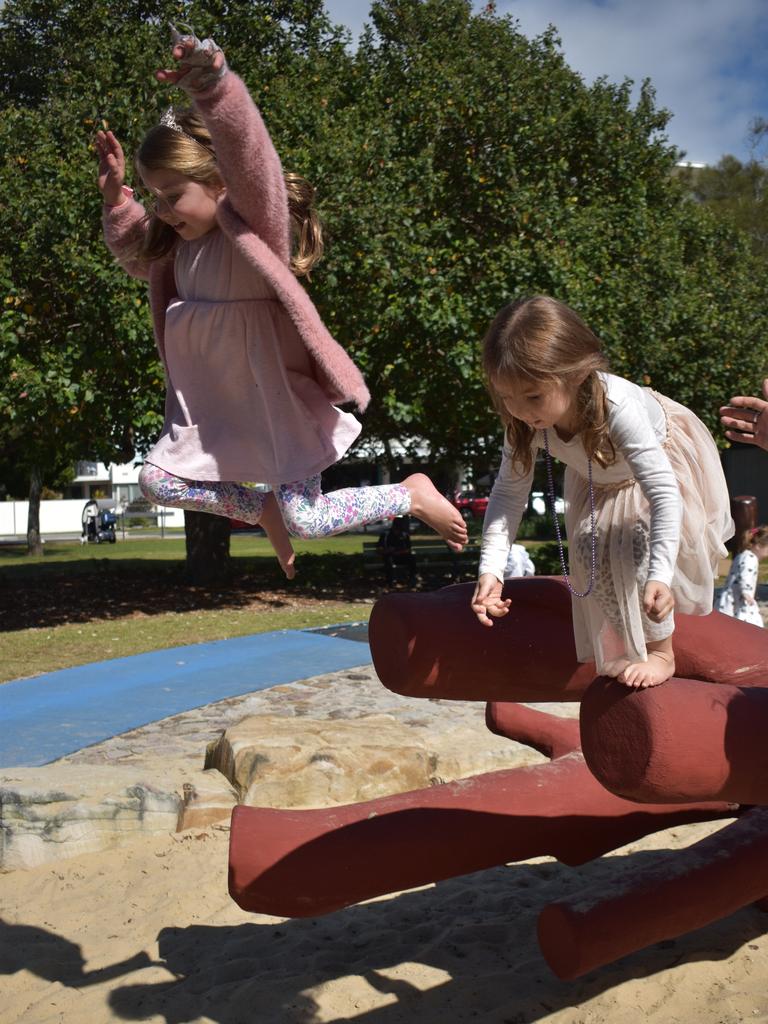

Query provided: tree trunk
[183,510,232,585]
[27,465,44,556]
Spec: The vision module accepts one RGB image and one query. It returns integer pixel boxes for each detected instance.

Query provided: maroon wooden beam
[485,701,581,760]
[369,579,768,704]
[538,807,768,980]
[229,751,732,918]
[580,676,768,805]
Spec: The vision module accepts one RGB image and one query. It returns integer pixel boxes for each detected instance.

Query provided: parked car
[453,491,489,522]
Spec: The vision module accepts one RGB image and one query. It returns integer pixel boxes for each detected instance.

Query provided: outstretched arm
[606,381,681,592]
[478,446,536,582]
[95,129,127,207]
[156,27,291,262]
[95,129,151,280]
[472,446,535,626]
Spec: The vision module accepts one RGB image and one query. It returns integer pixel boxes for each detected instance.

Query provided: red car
[453,491,489,522]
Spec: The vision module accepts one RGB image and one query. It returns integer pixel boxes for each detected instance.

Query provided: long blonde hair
[482,296,614,474]
[127,108,323,276]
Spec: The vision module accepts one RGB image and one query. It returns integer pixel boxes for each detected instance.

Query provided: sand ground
[2,660,768,1024]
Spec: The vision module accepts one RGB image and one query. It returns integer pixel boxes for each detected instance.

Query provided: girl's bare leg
[402,474,468,551]
[613,636,675,690]
[260,492,296,579]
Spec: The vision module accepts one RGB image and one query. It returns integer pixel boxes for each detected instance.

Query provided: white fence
[0,499,185,537]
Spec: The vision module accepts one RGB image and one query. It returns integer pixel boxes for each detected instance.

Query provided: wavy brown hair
[482,296,615,474]
[125,108,323,276]
[739,525,768,554]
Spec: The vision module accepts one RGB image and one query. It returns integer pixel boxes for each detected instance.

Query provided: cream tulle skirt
[565,392,734,672]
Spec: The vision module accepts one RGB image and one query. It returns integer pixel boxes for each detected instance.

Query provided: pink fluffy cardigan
[103,69,370,412]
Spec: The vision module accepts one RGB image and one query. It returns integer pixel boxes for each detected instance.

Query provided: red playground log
[580,676,768,805]
[369,578,595,702]
[485,701,581,760]
[369,579,768,704]
[229,751,732,918]
[538,807,768,980]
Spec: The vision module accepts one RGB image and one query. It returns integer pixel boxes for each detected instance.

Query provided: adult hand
[155,24,227,94]
[720,379,768,451]
[94,130,126,206]
[643,580,674,623]
[471,573,511,627]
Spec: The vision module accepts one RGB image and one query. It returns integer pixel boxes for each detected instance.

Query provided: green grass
[1,600,373,684]
[0,531,367,570]
[0,533,382,684]
[1,533,748,686]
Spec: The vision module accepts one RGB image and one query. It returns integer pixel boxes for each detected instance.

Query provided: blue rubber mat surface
[0,627,371,768]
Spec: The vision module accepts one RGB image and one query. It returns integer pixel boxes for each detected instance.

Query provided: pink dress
[103,69,370,487]
[146,228,361,485]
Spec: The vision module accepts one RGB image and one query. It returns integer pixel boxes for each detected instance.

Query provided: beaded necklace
[542,428,596,598]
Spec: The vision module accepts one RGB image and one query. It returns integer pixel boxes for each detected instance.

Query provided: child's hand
[95,130,126,206]
[156,24,227,94]
[643,580,674,623]
[471,573,511,627]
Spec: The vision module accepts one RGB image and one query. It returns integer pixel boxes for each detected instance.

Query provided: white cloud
[494,0,768,164]
[324,0,768,165]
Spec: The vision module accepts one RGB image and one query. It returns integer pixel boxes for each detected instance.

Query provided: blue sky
[324,0,768,166]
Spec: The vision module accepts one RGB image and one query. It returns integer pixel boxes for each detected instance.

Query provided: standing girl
[716,527,768,627]
[95,27,466,576]
[471,296,733,689]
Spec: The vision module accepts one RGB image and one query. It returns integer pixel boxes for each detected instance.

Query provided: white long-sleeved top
[479,373,683,585]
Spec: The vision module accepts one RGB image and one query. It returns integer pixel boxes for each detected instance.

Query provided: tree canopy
[679,119,767,262]
[1,0,766,510]
[300,0,767,475]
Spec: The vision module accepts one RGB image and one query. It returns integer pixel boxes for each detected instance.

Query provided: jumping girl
[95,26,466,577]
[471,295,734,689]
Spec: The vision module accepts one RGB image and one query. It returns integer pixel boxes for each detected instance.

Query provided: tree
[2,0,766,565]
[0,1,173,552]
[296,0,768,480]
[0,0,349,566]
[679,119,768,260]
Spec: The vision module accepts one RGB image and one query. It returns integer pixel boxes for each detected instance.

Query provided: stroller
[81,499,118,544]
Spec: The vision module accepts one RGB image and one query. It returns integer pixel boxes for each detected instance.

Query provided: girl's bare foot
[277,549,297,580]
[602,656,631,679]
[618,650,675,689]
[403,473,468,551]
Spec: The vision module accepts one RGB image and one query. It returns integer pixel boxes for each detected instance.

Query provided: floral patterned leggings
[139,463,411,538]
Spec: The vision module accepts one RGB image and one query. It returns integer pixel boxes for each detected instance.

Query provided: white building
[0,459,185,538]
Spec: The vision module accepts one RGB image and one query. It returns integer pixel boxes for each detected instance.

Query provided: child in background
[716,526,768,627]
[95,26,466,578]
[376,516,418,587]
[471,295,733,689]
[503,543,535,579]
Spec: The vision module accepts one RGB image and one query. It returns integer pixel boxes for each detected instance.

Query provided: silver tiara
[159,106,185,134]
[158,106,213,153]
